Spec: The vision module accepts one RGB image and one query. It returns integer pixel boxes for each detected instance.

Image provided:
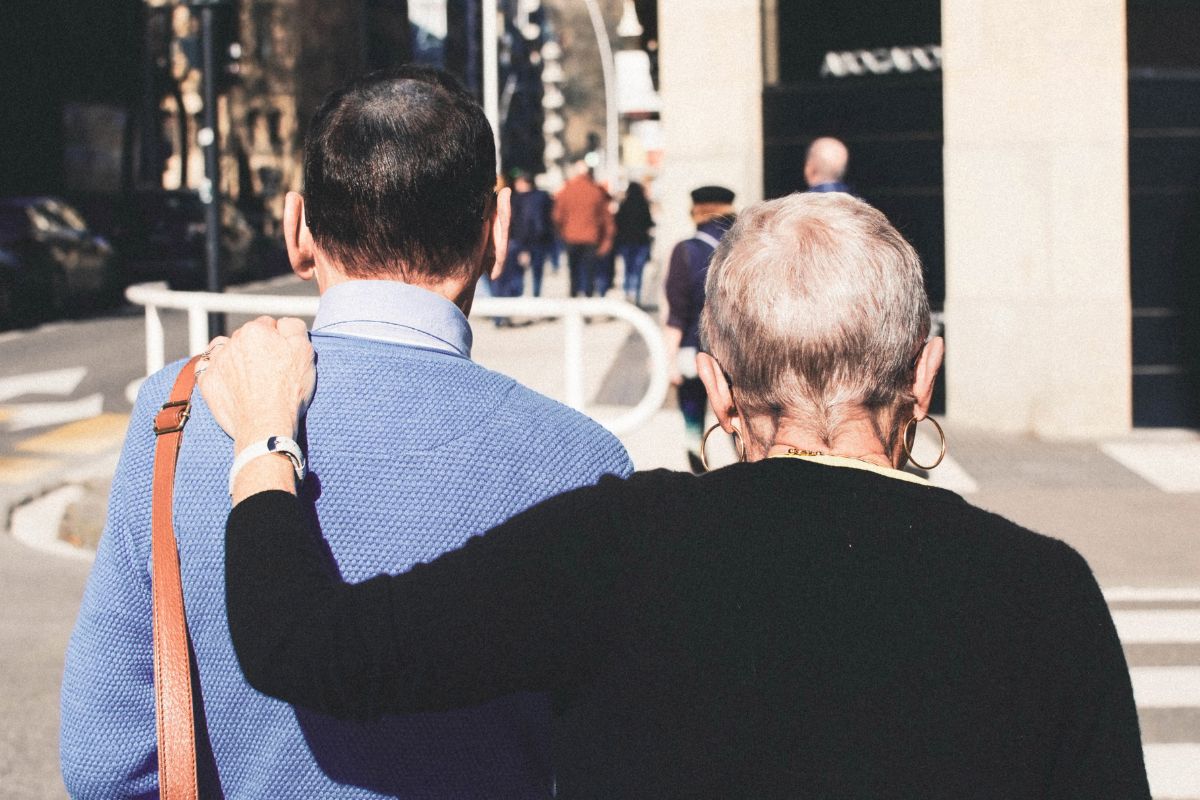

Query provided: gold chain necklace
[773,447,893,470]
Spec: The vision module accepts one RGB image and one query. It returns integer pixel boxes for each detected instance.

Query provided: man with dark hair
[61,66,632,798]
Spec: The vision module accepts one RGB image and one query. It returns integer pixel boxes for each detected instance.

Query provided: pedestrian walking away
[804,136,853,194]
[59,66,631,799]
[502,170,556,298]
[614,181,655,307]
[665,184,736,473]
[203,191,1150,799]
[553,161,614,298]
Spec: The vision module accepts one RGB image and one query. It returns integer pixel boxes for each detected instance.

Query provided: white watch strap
[228,436,306,495]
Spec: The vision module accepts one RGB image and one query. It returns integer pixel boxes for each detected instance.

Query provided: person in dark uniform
[664,185,736,472]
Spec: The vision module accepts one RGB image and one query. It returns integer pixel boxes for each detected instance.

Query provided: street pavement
[1,268,1199,798]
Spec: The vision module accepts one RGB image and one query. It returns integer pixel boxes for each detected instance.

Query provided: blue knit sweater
[60,332,632,799]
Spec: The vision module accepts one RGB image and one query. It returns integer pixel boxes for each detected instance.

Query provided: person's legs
[618,245,633,301]
[569,245,598,297]
[678,376,707,472]
[566,244,585,297]
[551,237,563,273]
[593,251,615,297]
[622,244,649,306]
[506,253,525,298]
[491,241,524,325]
[528,245,547,297]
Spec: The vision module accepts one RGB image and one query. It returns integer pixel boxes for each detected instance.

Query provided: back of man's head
[303,66,496,280]
[569,160,592,181]
[804,137,849,187]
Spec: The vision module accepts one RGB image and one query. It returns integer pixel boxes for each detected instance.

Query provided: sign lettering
[820,45,943,78]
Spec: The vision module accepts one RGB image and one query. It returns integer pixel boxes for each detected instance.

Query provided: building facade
[656,0,1200,435]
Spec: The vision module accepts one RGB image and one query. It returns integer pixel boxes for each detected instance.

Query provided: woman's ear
[283,192,317,281]
[696,352,738,433]
[911,336,945,420]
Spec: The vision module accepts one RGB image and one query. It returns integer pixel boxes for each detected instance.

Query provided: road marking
[0,366,86,402]
[9,485,94,563]
[3,393,105,432]
[1129,667,1200,708]
[1102,440,1200,493]
[1110,598,1200,797]
[1143,744,1200,800]
[0,456,60,485]
[16,412,130,456]
[1112,610,1200,644]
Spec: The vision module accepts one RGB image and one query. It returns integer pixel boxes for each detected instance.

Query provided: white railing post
[145,303,165,376]
[188,305,210,357]
[562,306,586,410]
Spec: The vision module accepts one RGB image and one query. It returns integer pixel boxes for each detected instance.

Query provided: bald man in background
[804,136,851,194]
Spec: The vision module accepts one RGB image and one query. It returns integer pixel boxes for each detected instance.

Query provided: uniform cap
[690,185,735,205]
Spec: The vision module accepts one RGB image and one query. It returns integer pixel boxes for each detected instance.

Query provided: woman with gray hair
[203,193,1148,798]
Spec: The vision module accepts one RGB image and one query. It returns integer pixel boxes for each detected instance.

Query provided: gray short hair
[700,192,930,447]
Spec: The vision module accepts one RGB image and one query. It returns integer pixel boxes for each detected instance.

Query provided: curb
[1,450,119,552]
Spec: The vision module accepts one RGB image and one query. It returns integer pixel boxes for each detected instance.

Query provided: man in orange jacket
[553,161,614,297]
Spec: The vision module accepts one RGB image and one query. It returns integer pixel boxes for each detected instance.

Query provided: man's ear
[911,336,945,420]
[283,191,317,281]
[696,352,738,433]
[488,187,512,281]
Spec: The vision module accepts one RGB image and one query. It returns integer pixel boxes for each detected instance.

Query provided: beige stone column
[653,0,763,275]
[942,0,1131,437]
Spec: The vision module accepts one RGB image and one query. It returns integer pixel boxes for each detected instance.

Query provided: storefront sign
[820,45,942,78]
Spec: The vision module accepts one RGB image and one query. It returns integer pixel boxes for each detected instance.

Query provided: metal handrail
[124,283,670,435]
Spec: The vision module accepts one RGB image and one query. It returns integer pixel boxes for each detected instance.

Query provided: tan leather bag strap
[150,355,204,800]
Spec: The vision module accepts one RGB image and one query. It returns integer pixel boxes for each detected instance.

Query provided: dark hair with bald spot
[303,66,497,280]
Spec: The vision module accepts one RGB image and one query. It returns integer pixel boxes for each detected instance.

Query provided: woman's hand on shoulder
[197,316,316,443]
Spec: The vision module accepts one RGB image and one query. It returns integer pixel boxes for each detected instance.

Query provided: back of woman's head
[700,192,930,447]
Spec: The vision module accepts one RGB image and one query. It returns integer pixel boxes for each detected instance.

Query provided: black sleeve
[226,476,636,720]
[1040,545,1151,799]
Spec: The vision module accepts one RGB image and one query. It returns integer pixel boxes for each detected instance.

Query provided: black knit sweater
[226,459,1149,799]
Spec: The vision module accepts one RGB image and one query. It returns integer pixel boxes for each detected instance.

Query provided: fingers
[195,335,231,379]
[203,336,231,359]
[276,316,309,338]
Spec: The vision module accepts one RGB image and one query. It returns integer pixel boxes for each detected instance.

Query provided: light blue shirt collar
[311,280,473,359]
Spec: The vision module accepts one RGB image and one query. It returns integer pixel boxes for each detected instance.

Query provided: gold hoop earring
[700,423,746,472]
[902,415,946,470]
